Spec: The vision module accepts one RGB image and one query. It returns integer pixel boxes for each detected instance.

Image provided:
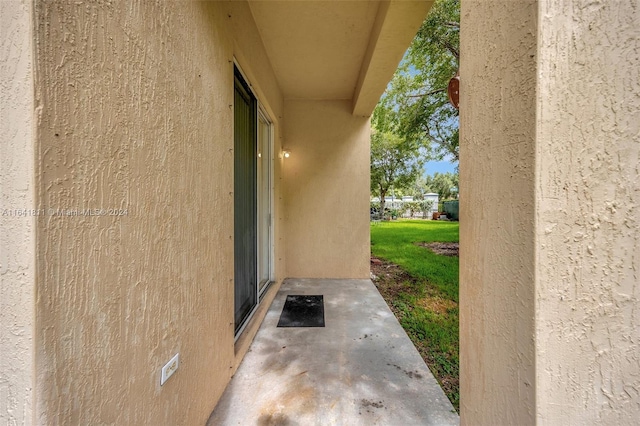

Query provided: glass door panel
[233,69,257,334]
[257,113,272,293]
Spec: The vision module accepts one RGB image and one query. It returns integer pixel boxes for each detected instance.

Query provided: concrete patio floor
[207,278,459,426]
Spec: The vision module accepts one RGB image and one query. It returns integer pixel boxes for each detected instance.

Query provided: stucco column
[535,0,639,423]
[460,1,639,424]
[459,1,538,423]
[1,1,35,424]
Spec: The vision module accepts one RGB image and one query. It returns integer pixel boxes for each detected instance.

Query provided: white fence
[370,193,439,220]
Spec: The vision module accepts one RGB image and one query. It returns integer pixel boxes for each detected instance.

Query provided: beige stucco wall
[1,1,35,424]
[459,1,538,424]
[31,1,284,424]
[461,0,639,424]
[536,0,639,423]
[283,100,371,279]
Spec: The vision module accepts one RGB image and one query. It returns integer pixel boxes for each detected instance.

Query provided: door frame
[257,107,275,298]
[233,61,275,340]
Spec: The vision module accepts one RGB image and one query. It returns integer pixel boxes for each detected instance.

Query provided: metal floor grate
[277,295,325,327]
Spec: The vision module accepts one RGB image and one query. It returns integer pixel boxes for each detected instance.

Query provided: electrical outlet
[161,353,179,386]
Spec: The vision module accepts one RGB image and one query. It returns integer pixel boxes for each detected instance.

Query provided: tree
[424,172,459,200]
[380,0,460,162]
[370,128,424,219]
[408,174,430,199]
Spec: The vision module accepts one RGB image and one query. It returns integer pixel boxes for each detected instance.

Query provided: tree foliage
[410,172,459,200]
[370,105,425,218]
[379,0,460,162]
[370,0,460,213]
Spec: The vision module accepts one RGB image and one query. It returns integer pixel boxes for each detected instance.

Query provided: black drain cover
[277,295,325,327]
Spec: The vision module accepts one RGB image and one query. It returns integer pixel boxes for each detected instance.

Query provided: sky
[424,154,458,176]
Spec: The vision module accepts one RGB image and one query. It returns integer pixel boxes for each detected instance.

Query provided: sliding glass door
[233,65,273,335]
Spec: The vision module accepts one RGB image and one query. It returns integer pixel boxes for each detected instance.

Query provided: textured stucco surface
[536,0,640,423]
[283,100,371,279]
[461,0,639,424]
[7,0,420,422]
[32,1,284,424]
[1,1,35,424]
[459,1,538,424]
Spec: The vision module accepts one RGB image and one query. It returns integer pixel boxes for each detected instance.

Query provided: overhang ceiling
[248,0,433,116]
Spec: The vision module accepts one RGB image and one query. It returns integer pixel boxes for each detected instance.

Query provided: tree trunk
[379,185,387,220]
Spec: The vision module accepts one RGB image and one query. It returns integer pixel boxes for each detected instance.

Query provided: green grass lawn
[370,219,459,411]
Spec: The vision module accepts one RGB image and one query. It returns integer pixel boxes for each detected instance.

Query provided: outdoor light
[281,149,291,159]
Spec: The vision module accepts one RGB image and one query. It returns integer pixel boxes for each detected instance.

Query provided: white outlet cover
[161,353,180,386]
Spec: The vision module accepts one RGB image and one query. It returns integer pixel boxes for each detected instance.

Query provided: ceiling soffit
[248,1,433,116]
